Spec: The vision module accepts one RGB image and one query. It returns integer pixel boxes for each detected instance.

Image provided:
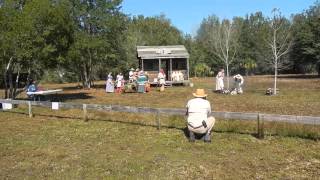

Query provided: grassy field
[12,75,320,116]
[1,75,320,179]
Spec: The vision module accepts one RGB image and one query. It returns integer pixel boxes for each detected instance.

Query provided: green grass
[1,75,320,178]
[0,111,319,179]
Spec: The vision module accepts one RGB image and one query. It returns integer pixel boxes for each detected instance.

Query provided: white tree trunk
[274,62,277,95]
[226,63,230,90]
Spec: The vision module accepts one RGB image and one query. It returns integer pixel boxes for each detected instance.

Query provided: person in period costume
[232,74,244,94]
[133,68,139,81]
[137,71,147,93]
[144,72,151,92]
[115,73,124,93]
[215,69,225,92]
[186,89,215,143]
[129,68,134,82]
[158,69,166,92]
[105,73,114,93]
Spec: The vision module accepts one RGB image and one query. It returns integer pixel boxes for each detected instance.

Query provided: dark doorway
[161,59,170,80]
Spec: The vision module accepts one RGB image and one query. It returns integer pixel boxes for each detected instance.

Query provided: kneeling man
[186,89,215,142]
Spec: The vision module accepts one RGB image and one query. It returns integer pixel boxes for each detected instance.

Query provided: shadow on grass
[2,110,319,141]
[15,92,93,102]
[0,110,264,141]
[278,74,320,79]
[48,92,93,102]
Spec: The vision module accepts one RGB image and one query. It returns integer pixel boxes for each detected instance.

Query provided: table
[27,89,63,101]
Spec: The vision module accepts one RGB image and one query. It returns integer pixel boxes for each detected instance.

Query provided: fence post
[83,104,88,122]
[257,113,264,139]
[156,110,161,130]
[28,101,33,118]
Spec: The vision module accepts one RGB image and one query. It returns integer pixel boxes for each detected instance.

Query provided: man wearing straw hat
[186,89,215,142]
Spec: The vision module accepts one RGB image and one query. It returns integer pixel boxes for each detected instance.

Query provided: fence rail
[1,99,320,138]
[1,99,320,125]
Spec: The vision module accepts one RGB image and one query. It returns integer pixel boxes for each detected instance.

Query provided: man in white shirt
[186,89,215,142]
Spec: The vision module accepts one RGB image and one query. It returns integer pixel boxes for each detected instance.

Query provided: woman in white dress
[215,69,224,92]
[158,69,166,91]
[106,73,114,93]
[116,73,124,93]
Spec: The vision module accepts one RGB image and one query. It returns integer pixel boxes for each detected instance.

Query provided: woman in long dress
[215,69,224,92]
[158,69,166,92]
[115,73,124,93]
[106,73,114,93]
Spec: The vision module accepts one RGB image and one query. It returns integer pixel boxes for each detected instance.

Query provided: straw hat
[130,68,134,71]
[193,89,207,98]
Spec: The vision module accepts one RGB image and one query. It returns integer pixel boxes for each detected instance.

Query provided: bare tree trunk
[274,62,277,95]
[83,65,89,88]
[13,66,20,99]
[8,69,13,98]
[3,70,8,99]
[4,57,13,99]
[88,49,92,88]
[226,63,230,90]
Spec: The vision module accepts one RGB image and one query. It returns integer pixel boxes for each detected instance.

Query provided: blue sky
[121,0,317,35]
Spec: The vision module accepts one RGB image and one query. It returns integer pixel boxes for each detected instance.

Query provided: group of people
[106,68,167,93]
[106,73,118,93]
[108,68,245,143]
[215,69,244,95]
[106,71,133,93]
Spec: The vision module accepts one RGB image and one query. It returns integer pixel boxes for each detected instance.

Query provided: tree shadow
[61,86,84,91]
[278,74,319,79]
[49,92,93,102]
[4,110,318,140]
[1,110,261,141]
[15,92,93,102]
[60,84,106,91]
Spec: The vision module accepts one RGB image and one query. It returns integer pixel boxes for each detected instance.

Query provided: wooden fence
[1,99,320,139]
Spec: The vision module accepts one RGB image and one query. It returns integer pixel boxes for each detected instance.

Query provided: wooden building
[137,45,190,85]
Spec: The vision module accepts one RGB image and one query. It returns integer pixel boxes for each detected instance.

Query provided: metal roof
[137,45,189,59]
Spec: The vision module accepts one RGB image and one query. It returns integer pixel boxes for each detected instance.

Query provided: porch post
[187,58,189,80]
[141,59,144,71]
[170,58,173,81]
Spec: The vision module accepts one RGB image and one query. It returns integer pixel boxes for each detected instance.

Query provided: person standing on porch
[215,69,225,92]
[158,69,166,92]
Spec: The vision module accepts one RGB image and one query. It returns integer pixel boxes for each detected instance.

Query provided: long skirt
[215,78,224,91]
[106,82,114,93]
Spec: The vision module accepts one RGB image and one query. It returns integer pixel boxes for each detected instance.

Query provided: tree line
[0,0,319,98]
